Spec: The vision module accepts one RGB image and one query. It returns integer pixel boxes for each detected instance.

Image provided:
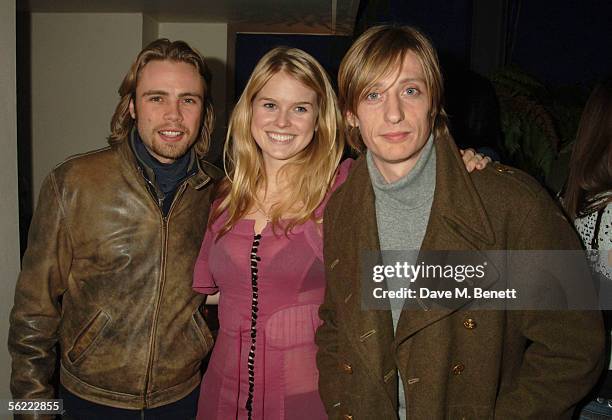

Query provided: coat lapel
[394,135,498,345]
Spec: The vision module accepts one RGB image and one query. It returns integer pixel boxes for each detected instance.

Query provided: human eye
[365,91,381,101]
[263,102,277,110]
[294,106,308,113]
[182,97,198,105]
[149,96,163,102]
[404,87,420,96]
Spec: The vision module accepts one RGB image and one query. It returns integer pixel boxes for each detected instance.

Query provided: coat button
[452,362,465,375]
[463,318,477,329]
[342,415,353,420]
[495,166,514,174]
[342,363,353,374]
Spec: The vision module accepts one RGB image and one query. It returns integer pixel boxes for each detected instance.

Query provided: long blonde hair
[212,47,344,237]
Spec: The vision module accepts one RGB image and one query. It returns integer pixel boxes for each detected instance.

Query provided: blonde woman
[192,46,488,420]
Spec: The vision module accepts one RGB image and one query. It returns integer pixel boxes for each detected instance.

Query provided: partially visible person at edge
[9,39,222,420]
[191,46,489,419]
[564,77,612,419]
[315,25,605,419]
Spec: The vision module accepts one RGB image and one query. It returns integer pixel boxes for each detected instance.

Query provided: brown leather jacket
[9,140,221,414]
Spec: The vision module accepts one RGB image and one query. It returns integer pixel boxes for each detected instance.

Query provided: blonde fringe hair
[108,38,214,158]
[338,25,451,151]
[212,47,344,238]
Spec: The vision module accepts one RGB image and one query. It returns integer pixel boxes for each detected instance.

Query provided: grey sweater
[366,134,436,419]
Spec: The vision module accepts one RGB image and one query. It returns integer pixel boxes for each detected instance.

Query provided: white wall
[29,17,229,198]
[158,22,228,162]
[30,13,143,200]
[1,0,20,405]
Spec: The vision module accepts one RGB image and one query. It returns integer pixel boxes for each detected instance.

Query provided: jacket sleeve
[494,198,605,419]
[9,172,71,411]
[315,268,343,417]
[315,204,343,418]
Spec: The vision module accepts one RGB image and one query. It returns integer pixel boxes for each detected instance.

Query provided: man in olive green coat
[316,25,604,419]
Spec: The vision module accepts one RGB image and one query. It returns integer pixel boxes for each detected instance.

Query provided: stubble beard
[132,108,200,162]
[150,135,196,161]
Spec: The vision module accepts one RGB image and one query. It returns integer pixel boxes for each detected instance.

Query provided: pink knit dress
[193,160,351,420]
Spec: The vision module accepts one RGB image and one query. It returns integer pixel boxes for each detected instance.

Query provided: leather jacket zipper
[141,172,210,407]
[137,166,164,211]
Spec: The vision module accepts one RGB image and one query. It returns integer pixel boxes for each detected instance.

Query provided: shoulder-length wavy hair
[212,47,344,237]
[108,38,214,158]
[338,25,451,151]
[564,77,612,219]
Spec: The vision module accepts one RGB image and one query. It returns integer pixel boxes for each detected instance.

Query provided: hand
[460,148,492,173]
[205,292,220,305]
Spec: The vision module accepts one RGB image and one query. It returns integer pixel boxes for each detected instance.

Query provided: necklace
[254,200,272,222]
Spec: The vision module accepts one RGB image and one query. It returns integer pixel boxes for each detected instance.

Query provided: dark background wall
[512,0,612,89]
[234,34,353,101]
[233,0,611,187]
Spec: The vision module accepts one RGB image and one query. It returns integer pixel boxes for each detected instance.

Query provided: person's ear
[129,98,136,119]
[345,111,359,128]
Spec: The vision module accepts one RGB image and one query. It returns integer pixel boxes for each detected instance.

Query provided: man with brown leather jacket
[9,39,221,419]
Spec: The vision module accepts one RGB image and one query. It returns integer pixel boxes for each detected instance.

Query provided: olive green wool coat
[316,134,604,420]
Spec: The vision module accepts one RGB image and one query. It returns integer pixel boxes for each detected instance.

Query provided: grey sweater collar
[366,133,436,210]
